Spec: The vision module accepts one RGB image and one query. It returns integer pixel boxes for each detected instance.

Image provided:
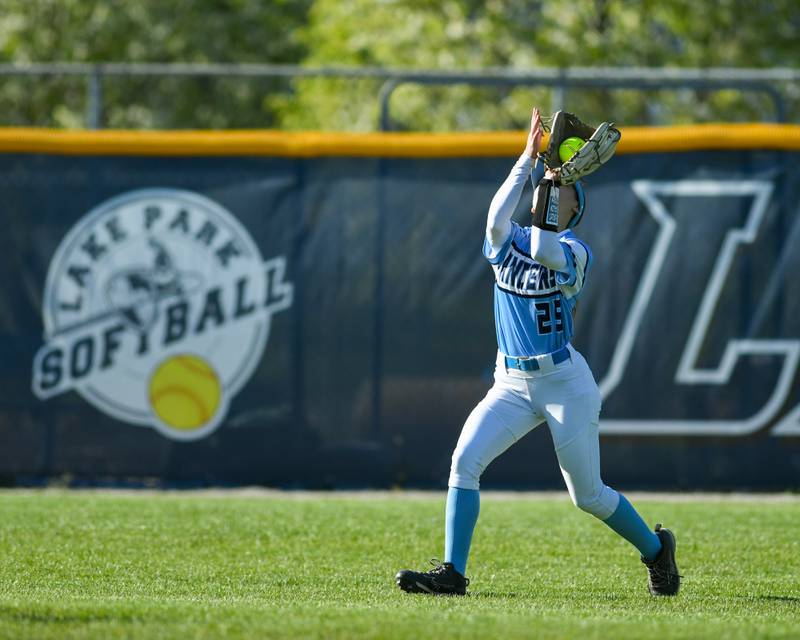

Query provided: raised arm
[529,166,569,271]
[529,225,568,271]
[485,107,543,251]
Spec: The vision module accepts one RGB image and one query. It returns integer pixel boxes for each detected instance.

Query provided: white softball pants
[448,345,620,520]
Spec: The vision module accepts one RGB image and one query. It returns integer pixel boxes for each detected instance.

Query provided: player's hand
[524,107,543,159]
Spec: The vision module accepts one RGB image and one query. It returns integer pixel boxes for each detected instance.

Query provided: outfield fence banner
[1,126,799,489]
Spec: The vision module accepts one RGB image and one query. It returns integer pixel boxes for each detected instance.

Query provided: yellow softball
[559,136,585,163]
[148,354,221,431]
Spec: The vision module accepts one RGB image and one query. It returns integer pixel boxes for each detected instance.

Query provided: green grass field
[0,491,798,639]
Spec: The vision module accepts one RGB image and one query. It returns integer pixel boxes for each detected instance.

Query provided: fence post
[378,79,401,131]
[87,66,104,129]
[551,84,566,113]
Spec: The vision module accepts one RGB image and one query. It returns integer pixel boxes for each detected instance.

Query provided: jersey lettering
[496,245,558,297]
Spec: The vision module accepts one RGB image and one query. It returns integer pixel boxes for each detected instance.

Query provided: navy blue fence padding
[2,149,799,489]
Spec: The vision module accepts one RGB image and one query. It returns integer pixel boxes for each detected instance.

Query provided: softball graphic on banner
[149,354,222,431]
[31,189,293,441]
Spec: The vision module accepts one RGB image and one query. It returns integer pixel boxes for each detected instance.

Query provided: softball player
[396,107,680,597]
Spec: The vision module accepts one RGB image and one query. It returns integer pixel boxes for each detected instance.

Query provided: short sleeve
[483,222,524,265]
[556,237,591,298]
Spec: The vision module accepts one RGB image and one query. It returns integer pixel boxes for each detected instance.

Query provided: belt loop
[536,354,555,375]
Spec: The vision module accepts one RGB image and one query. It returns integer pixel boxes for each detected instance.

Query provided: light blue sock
[444,487,480,576]
[603,494,662,561]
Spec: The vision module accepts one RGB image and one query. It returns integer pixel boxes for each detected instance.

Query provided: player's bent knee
[448,448,483,491]
[572,486,617,519]
[572,492,604,516]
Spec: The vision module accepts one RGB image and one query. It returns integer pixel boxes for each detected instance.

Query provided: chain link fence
[1,63,799,130]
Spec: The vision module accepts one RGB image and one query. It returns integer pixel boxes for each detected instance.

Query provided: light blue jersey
[482,223,592,357]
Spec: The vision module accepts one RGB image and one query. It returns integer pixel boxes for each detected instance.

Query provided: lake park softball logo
[31,189,293,441]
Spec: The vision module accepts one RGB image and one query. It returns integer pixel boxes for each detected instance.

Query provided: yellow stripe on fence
[0,124,798,157]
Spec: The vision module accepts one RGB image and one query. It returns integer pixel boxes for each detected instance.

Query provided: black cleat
[642,523,681,596]
[395,559,469,596]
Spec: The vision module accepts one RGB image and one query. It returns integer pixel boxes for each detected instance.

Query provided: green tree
[1,0,798,130]
[273,0,800,131]
[0,0,311,128]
